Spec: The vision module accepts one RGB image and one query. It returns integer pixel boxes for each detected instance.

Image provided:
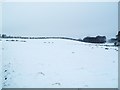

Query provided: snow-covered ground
[2,39,118,88]
[0,39,2,89]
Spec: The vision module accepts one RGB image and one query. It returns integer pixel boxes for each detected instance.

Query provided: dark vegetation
[6,40,26,42]
[114,31,120,46]
[83,36,106,43]
[0,34,81,41]
[0,31,120,46]
[108,38,117,43]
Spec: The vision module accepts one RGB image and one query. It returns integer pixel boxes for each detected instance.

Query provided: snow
[0,39,2,89]
[2,39,118,88]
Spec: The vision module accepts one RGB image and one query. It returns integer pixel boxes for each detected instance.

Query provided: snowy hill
[2,39,118,88]
[0,39,2,89]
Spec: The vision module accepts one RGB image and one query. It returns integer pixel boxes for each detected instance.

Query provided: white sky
[3,2,118,38]
[0,0,119,37]
[0,0,120,2]
[0,3,2,33]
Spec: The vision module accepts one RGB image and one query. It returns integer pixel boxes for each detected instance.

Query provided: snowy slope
[2,39,118,88]
[0,39,2,89]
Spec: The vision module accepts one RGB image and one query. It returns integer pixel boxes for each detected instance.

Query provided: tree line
[0,31,120,45]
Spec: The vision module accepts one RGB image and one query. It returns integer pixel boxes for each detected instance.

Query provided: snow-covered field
[0,39,2,89]
[2,39,118,88]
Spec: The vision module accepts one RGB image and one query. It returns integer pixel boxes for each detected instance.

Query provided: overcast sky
[0,3,2,33]
[2,0,120,2]
[2,2,118,38]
